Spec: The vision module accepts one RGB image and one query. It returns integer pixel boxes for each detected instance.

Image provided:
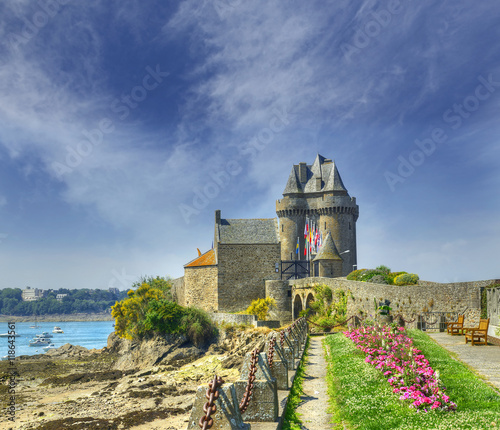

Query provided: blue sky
[1,0,499,290]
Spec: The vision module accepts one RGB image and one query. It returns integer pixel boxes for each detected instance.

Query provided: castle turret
[276,154,358,276]
[312,232,344,277]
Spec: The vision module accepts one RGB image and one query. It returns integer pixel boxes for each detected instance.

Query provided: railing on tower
[281,260,310,280]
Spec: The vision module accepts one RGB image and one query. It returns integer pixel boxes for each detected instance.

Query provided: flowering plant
[344,325,457,412]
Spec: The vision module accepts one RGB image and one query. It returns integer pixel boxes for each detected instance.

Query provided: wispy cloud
[0,1,499,286]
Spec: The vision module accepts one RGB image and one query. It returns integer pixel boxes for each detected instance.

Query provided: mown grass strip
[324,330,500,430]
[282,336,310,430]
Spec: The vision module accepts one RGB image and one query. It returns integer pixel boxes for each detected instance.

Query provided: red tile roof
[185,249,216,267]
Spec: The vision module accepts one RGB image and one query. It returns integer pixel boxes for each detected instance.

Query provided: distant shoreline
[0,313,114,322]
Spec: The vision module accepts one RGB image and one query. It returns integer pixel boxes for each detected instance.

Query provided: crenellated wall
[276,195,358,275]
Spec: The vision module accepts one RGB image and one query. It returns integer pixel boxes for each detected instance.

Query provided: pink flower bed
[345,325,457,412]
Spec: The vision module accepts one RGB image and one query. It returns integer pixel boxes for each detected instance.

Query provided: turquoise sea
[0,321,115,358]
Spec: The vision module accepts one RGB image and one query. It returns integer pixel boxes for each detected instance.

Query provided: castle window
[349,222,352,230]
[281,224,284,232]
[287,290,291,297]
[324,222,326,229]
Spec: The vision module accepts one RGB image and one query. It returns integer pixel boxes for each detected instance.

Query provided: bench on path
[446,315,464,335]
[465,318,490,346]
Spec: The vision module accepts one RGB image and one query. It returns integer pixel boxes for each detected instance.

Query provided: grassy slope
[324,330,500,430]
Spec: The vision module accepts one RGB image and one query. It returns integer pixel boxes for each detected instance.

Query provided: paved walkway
[295,336,332,430]
[426,331,500,392]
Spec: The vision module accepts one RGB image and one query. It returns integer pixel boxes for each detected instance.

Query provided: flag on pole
[296,237,299,254]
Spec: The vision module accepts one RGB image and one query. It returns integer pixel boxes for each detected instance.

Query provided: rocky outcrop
[107,332,205,371]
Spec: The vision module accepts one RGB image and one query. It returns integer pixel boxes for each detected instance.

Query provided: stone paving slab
[426,331,500,392]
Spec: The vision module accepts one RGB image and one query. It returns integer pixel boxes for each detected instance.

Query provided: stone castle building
[172,154,359,313]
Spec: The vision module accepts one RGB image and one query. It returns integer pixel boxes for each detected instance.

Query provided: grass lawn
[282,337,309,430]
[324,329,500,429]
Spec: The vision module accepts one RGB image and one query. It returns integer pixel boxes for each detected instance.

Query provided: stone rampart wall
[282,277,500,325]
[217,243,281,312]
[209,312,257,326]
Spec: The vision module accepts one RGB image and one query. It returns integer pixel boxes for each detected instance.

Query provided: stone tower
[276,154,359,276]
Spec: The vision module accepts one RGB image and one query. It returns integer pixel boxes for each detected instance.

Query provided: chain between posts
[305,315,354,329]
[239,348,259,413]
[392,313,417,323]
[199,375,225,430]
[267,335,276,370]
[197,317,306,427]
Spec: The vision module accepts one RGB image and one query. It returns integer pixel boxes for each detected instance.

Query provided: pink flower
[431,401,441,409]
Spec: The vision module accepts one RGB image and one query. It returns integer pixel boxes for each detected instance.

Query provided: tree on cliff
[111,277,216,347]
[112,282,165,339]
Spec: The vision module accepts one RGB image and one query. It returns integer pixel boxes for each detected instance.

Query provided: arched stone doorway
[293,294,303,320]
[305,292,315,316]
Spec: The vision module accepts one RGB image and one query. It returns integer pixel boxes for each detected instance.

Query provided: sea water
[0,321,115,358]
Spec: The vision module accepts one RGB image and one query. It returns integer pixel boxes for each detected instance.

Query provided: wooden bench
[446,315,464,335]
[464,318,490,346]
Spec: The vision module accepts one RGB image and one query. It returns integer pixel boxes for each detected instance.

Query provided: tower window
[281,224,284,232]
[349,222,352,230]
[324,222,326,229]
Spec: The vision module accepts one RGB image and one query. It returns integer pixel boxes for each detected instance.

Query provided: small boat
[43,344,56,351]
[1,355,10,361]
[52,326,64,334]
[29,337,52,347]
[0,333,20,337]
[36,332,53,338]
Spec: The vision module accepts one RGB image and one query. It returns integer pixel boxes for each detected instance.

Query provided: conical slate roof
[313,232,342,261]
[282,154,348,195]
[323,160,347,192]
[282,165,303,194]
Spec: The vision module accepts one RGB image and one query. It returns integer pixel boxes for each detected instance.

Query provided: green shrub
[313,284,333,302]
[346,269,367,281]
[245,297,277,321]
[387,271,407,285]
[180,307,217,347]
[375,265,391,274]
[359,269,384,282]
[394,273,419,286]
[142,299,184,335]
[370,274,389,284]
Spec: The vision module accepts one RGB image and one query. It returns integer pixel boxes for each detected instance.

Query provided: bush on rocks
[346,269,368,281]
[394,273,419,286]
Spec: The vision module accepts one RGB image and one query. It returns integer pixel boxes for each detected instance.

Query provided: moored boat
[0,333,20,337]
[52,326,64,333]
[29,337,52,347]
[37,332,53,338]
